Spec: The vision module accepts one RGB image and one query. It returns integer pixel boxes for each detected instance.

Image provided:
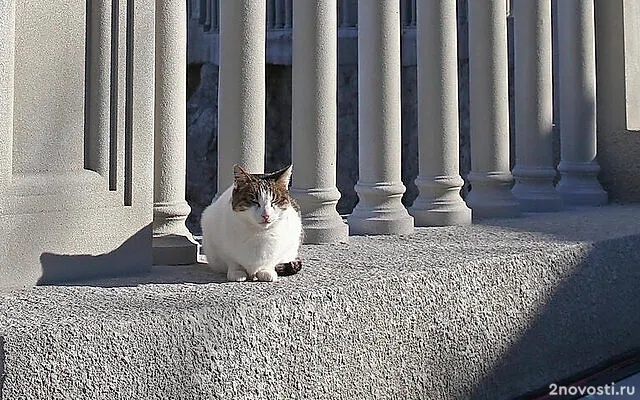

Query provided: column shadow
[37,224,226,287]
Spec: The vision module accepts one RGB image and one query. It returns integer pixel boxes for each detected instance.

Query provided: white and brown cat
[201,165,303,282]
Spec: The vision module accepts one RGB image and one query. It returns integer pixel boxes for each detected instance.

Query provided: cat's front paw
[227,269,248,282]
[255,269,278,282]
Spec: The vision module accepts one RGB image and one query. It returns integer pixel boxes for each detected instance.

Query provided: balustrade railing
[189,0,419,32]
[171,0,611,246]
[187,0,418,65]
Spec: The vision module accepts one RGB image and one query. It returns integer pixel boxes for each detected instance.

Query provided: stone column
[153,0,198,265]
[511,0,563,211]
[0,0,15,193]
[347,0,414,235]
[556,0,607,205]
[410,0,471,226]
[290,0,349,243]
[217,0,266,193]
[466,0,520,219]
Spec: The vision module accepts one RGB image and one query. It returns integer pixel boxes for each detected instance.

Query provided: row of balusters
[187,0,418,33]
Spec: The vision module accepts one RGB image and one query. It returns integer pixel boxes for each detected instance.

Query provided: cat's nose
[261,214,271,223]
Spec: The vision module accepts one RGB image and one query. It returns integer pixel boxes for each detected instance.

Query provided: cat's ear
[274,164,293,188]
[233,164,253,187]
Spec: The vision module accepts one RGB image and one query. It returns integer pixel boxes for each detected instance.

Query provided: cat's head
[231,164,295,228]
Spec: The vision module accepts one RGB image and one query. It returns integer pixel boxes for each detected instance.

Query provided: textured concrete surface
[1,205,640,399]
[598,130,640,203]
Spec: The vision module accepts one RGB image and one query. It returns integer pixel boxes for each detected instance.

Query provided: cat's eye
[274,198,287,207]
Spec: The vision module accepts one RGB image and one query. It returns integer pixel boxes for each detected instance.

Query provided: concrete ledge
[1,205,640,399]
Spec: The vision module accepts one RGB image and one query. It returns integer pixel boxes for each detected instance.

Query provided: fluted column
[290,0,349,243]
[511,0,563,211]
[348,0,414,235]
[556,0,607,205]
[466,0,520,219]
[86,0,111,177]
[410,0,471,226]
[216,0,266,193]
[153,0,198,265]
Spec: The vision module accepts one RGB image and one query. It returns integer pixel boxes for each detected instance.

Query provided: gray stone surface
[1,205,639,399]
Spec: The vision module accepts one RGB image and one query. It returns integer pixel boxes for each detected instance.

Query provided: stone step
[1,205,639,400]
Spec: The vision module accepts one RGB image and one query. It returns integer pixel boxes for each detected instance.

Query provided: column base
[301,219,349,244]
[347,212,414,235]
[410,175,472,226]
[410,206,472,227]
[290,187,349,244]
[556,161,608,206]
[347,182,414,235]
[467,171,521,219]
[512,166,564,212]
[152,234,199,265]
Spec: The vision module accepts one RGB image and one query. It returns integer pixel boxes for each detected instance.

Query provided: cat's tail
[275,258,302,276]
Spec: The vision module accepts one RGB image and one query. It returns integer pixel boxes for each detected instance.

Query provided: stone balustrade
[156,0,617,249]
[187,0,419,65]
[189,0,418,31]
[3,0,638,288]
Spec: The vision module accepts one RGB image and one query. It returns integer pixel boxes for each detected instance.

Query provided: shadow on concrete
[469,234,640,399]
[38,222,227,287]
[37,225,153,286]
[63,263,228,288]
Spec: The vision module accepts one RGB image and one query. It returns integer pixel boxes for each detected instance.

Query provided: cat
[201,164,303,282]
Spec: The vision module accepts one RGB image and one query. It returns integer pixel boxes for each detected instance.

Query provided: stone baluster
[0,0,15,193]
[466,0,520,219]
[555,0,607,205]
[290,0,349,244]
[275,0,284,28]
[212,0,219,32]
[216,0,266,193]
[410,0,471,226]
[348,0,414,235]
[284,0,292,29]
[340,0,351,27]
[153,0,198,264]
[410,0,417,27]
[267,0,275,29]
[511,0,563,211]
